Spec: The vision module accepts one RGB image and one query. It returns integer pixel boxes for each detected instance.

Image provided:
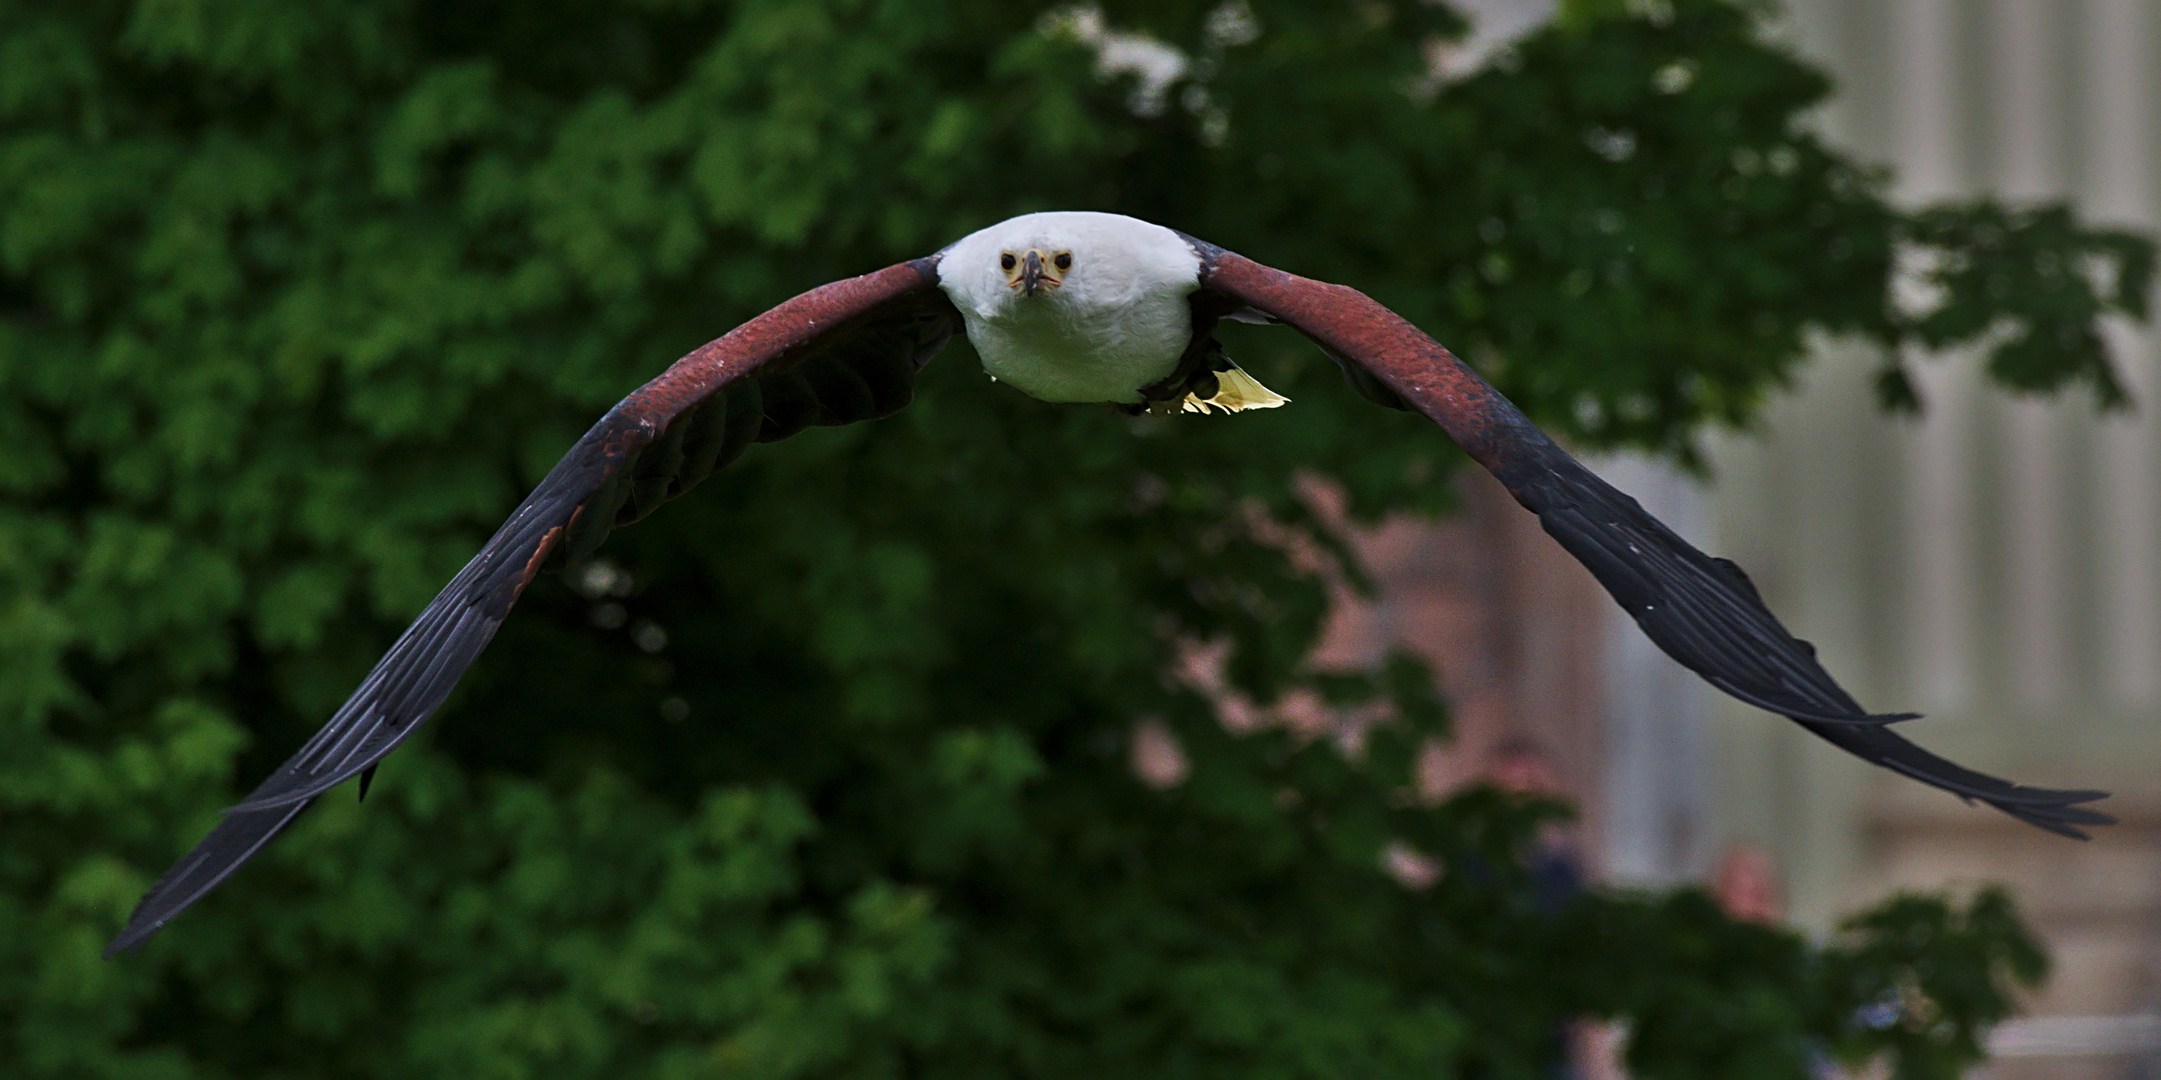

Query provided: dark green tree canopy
[0,0,2144,1077]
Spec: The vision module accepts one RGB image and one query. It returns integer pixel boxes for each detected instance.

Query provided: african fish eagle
[107,211,2113,955]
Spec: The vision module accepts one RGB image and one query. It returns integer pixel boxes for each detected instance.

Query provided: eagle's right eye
[1000,253,1017,271]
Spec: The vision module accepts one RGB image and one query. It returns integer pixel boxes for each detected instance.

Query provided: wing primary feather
[1630,536,1913,722]
[1817,723,2114,838]
[233,579,508,811]
[1543,495,1907,725]
[1191,243,2109,835]
[284,602,456,771]
[1538,504,1656,609]
[237,471,599,812]
[103,800,315,957]
[275,457,590,793]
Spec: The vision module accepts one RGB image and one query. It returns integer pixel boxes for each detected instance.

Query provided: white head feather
[936,211,1201,404]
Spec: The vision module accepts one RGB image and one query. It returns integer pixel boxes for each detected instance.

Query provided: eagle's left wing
[1190,238,2112,839]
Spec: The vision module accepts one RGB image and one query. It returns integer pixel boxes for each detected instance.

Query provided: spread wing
[1191,239,2112,839]
[108,256,960,955]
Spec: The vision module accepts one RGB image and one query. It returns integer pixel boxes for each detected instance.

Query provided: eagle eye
[1053,252,1073,271]
[1000,253,1017,271]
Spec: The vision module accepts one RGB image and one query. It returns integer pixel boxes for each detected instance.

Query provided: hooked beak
[1021,250,1047,296]
[1006,249,1063,296]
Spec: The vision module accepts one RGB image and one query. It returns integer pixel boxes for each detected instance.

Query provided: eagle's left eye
[1053,253,1073,271]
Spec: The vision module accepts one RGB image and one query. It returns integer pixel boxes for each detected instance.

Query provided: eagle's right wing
[109,256,961,954]
[1193,238,2112,839]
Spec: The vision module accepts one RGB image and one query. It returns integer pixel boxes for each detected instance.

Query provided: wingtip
[103,925,155,959]
[1983,786,2113,808]
[2031,820,2095,841]
[1978,786,2112,839]
[105,798,318,958]
[2017,808,2110,840]
[103,901,175,958]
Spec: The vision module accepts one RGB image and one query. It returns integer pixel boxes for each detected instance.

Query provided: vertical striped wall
[1663,2,2161,1069]
[1700,0,2161,885]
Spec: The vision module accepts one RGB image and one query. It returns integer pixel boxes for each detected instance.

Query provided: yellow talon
[1181,366,1289,414]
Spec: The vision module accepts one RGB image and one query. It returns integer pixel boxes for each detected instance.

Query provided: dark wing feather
[108,257,959,955]
[1190,240,2112,838]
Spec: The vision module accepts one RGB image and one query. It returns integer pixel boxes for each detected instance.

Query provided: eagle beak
[1006,249,1064,296]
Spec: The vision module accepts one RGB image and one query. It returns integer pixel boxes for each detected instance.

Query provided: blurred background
[1324,2,2161,1076]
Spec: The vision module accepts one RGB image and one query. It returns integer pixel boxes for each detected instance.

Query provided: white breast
[936,212,1202,404]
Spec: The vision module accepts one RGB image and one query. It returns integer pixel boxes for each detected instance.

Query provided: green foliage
[0,0,2144,1076]
[1560,886,2044,1080]
[1886,202,2157,410]
[1818,889,2049,1079]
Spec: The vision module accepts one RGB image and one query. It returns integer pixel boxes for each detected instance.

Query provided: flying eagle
[107,211,2112,954]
